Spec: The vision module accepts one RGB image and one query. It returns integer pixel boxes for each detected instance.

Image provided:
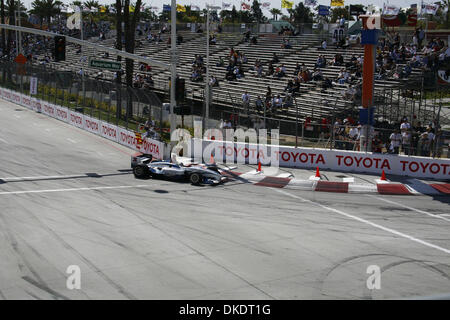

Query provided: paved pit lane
[0,100,449,300]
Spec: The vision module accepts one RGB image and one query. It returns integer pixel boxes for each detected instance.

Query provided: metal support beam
[0,24,171,70]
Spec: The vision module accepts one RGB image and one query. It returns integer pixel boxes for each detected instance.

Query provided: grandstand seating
[34,29,423,128]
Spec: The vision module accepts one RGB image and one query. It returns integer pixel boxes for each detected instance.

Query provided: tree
[330,6,351,23]
[230,5,238,22]
[115,0,142,118]
[30,0,46,27]
[270,8,281,21]
[436,1,450,28]
[114,0,123,120]
[1,0,5,57]
[6,0,15,58]
[29,0,62,26]
[71,1,82,8]
[251,0,264,23]
[288,3,313,23]
[140,6,157,21]
[5,0,25,13]
[83,0,99,10]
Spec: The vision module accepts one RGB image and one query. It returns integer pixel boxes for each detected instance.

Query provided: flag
[129,5,135,12]
[67,12,81,30]
[163,4,171,11]
[407,13,417,26]
[305,0,317,6]
[331,0,344,7]
[99,6,106,13]
[318,5,330,16]
[349,4,365,16]
[382,4,400,15]
[421,3,439,15]
[176,4,186,12]
[135,132,143,146]
[222,2,232,10]
[281,0,294,9]
[241,2,251,11]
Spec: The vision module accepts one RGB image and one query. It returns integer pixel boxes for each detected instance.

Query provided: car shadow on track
[0,170,133,184]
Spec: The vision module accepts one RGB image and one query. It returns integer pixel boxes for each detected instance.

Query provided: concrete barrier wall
[2,86,449,180]
[0,87,165,160]
[188,139,450,180]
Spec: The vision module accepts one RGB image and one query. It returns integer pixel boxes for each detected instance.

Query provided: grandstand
[8,24,450,142]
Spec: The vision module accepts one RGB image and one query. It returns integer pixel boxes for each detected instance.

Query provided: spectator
[283,94,293,110]
[419,132,431,156]
[294,62,301,75]
[315,55,326,68]
[273,95,283,111]
[284,80,295,93]
[402,130,412,155]
[271,53,280,64]
[400,117,411,132]
[242,91,250,113]
[274,64,286,78]
[312,68,323,81]
[387,129,400,153]
[210,75,219,87]
[339,15,346,28]
[255,96,263,112]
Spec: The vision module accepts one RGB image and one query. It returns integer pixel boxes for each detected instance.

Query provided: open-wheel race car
[131,153,227,185]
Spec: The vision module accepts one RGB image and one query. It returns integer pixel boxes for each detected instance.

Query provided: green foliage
[288,3,314,24]
[330,6,352,23]
[251,0,265,23]
[29,0,63,26]
[269,8,282,21]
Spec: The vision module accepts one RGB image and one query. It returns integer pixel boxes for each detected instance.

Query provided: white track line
[274,188,450,255]
[0,137,9,144]
[66,138,77,144]
[367,195,450,223]
[0,184,154,196]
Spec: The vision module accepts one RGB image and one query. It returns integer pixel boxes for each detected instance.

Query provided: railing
[215,109,449,159]
[0,60,169,140]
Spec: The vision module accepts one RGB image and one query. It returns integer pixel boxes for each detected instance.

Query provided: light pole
[169,0,177,141]
[204,5,220,129]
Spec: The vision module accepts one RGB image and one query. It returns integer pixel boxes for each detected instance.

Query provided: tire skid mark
[0,211,68,300]
[22,276,69,300]
[14,201,138,300]
[95,190,276,299]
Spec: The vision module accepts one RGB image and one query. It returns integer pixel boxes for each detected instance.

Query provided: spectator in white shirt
[348,125,359,140]
[242,91,250,113]
[402,131,412,155]
[400,118,411,132]
[389,129,402,154]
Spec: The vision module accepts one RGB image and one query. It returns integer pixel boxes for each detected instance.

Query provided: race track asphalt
[0,99,449,300]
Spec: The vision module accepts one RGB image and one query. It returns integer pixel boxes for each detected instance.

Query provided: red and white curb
[222,170,450,196]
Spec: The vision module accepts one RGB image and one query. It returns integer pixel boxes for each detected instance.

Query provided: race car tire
[189,173,202,185]
[133,165,150,179]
